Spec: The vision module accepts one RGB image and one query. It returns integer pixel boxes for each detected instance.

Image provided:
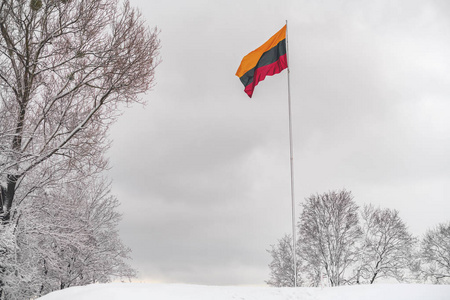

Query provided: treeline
[267,190,450,287]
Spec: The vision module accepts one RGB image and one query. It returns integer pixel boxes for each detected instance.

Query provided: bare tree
[267,234,303,287]
[0,0,160,221]
[298,190,361,286]
[354,205,415,284]
[416,222,450,284]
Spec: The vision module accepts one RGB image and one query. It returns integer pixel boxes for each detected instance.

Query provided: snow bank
[37,283,450,300]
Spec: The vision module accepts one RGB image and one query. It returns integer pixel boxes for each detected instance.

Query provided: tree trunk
[0,175,18,223]
[370,260,381,284]
[1,102,27,223]
[370,272,378,284]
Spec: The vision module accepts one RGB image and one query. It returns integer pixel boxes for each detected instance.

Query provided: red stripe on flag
[244,54,288,98]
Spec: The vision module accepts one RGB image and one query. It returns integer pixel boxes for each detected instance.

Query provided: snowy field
[38,283,450,300]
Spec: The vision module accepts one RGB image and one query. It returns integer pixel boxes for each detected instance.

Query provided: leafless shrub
[353,205,416,284]
[415,222,450,284]
[267,234,302,287]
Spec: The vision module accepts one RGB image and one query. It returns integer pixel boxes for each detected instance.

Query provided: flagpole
[285,19,297,288]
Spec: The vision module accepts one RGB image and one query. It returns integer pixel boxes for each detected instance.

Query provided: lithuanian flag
[236,25,288,98]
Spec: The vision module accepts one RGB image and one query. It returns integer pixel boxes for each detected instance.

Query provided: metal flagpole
[285,20,297,287]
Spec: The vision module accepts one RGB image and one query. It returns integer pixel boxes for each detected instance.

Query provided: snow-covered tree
[1,177,135,299]
[354,205,415,284]
[0,2,158,297]
[0,0,160,222]
[298,190,361,286]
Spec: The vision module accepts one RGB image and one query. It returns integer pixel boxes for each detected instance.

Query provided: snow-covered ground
[37,283,450,300]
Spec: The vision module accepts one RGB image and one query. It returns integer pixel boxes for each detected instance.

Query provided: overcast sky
[106,0,450,286]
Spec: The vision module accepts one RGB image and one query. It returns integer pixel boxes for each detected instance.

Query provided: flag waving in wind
[236,25,288,98]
